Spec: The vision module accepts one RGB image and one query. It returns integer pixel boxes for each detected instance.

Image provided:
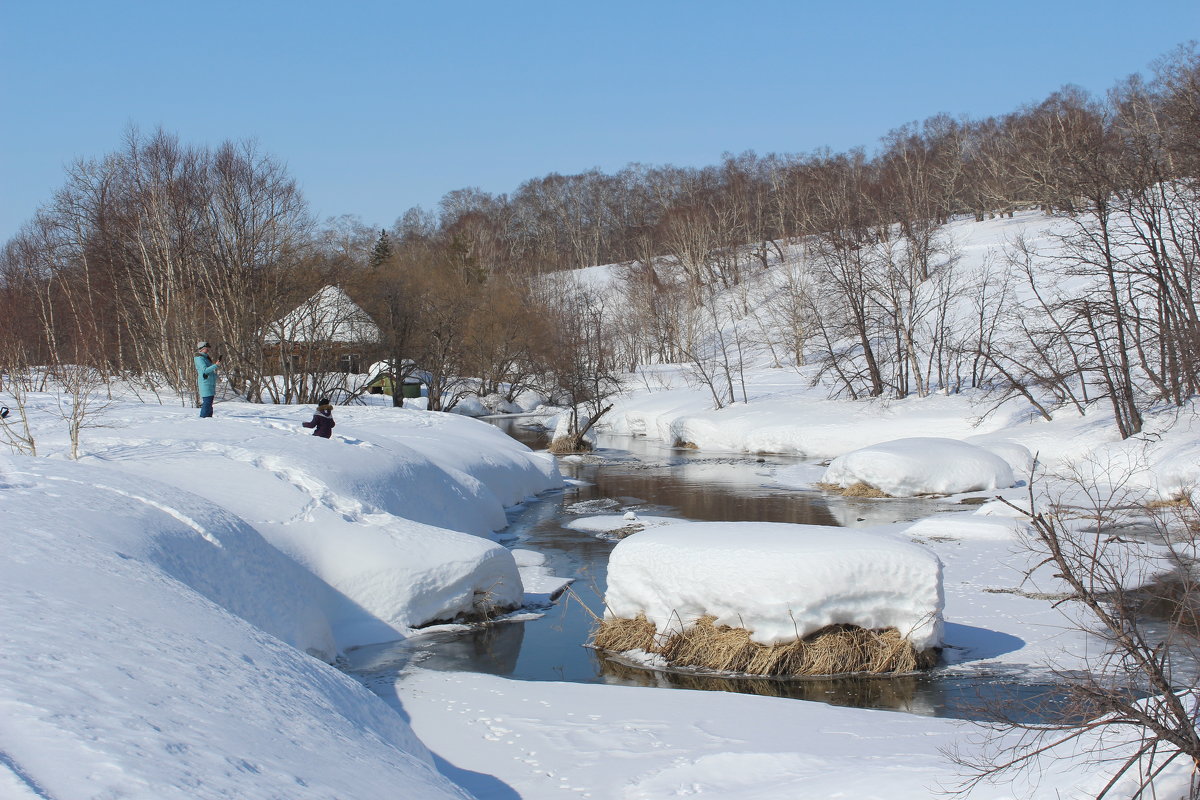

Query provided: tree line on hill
[0,45,1197,438]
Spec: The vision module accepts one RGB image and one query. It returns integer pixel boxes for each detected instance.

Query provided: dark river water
[346,416,1074,722]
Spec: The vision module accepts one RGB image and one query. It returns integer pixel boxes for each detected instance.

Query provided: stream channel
[346,417,1072,723]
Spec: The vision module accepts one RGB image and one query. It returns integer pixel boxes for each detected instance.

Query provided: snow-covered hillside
[591,210,1200,502]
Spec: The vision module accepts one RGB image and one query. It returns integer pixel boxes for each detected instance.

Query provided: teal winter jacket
[194,353,219,396]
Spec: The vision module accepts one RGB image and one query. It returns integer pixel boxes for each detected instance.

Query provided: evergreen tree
[369,229,393,267]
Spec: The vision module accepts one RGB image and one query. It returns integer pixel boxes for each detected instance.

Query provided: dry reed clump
[673,439,699,449]
[591,614,657,652]
[608,524,645,539]
[815,481,893,498]
[1145,492,1194,510]
[592,615,935,677]
[842,481,893,498]
[548,435,593,455]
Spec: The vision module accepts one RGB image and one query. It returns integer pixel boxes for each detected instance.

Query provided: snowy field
[4,211,1200,798]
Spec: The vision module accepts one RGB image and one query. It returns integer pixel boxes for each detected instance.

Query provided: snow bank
[566,512,680,539]
[450,394,489,416]
[903,514,1028,542]
[604,522,944,650]
[971,440,1036,478]
[361,407,560,512]
[823,437,1016,498]
[2,455,337,660]
[1149,423,1200,500]
[552,410,597,446]
[392,667,1193,800]
[606,375,1022,458]
[0,455,467,800]
[70,403,562,650]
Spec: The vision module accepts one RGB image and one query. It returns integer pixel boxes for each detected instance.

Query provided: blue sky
[2,0,1196,243]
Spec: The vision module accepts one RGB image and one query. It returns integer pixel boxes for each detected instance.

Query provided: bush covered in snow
[822,437,1016,498]
[596,522,943,676]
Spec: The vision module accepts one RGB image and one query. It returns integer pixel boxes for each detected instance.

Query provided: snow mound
[512,389,549,412]
[6,457,337,660]
[823,437,1016,498]
[903,514,1028,541]
[480,393,522,414]
[604,521,944,650]
[566,514,678,534]
[450,394,489,416]
[1,456,467,799]
[974,441,1035,478]
[86,405,560,649]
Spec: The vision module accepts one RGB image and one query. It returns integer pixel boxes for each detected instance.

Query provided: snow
[394,669,970,800]
[564,512,679,539]
[552,410,597,445]
[823,437,1017,498]
[606,372,1022,459]
[5,211,1200,798]
[0,397,560,798]
[79,403,562,650]
[604,521,944,650]
[388,668,1193,800]
[904,512,1027,542]
[511,548,572,603]
[1,451,472,799]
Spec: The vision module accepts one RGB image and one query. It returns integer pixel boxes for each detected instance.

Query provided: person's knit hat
[197,341,209,349]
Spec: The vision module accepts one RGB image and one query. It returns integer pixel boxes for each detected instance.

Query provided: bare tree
[0,343,39,456]
[681,281,752,409]
[950,457,1200,798]
[196,140,312,403]
[533,279,623,440]
[50,362,114,460]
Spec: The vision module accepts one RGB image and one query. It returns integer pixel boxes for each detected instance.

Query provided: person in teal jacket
[194,341,221,418]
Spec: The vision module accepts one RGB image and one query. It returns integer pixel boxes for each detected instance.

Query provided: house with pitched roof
[262,285,381,374]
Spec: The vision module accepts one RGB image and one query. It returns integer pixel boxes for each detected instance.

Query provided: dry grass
[1131,575,1200,632]
[1145,492,1194,510]
[673,439,699,449]
[548,435,594,455]
[591,614,658,652]
[842,481,893,498]
[592,614,935,677]
[608,524,645,539]
[816,481,893,498]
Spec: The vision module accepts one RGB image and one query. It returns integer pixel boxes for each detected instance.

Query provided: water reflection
[597,657,1077,722]
[351,621,526,680]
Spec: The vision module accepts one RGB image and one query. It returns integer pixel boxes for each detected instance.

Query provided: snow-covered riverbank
[0,398,561,799]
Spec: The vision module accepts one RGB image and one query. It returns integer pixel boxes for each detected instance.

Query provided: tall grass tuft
[593,615,935,676]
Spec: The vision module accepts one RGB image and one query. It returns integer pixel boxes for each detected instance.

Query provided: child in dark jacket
[302,399,335,439]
